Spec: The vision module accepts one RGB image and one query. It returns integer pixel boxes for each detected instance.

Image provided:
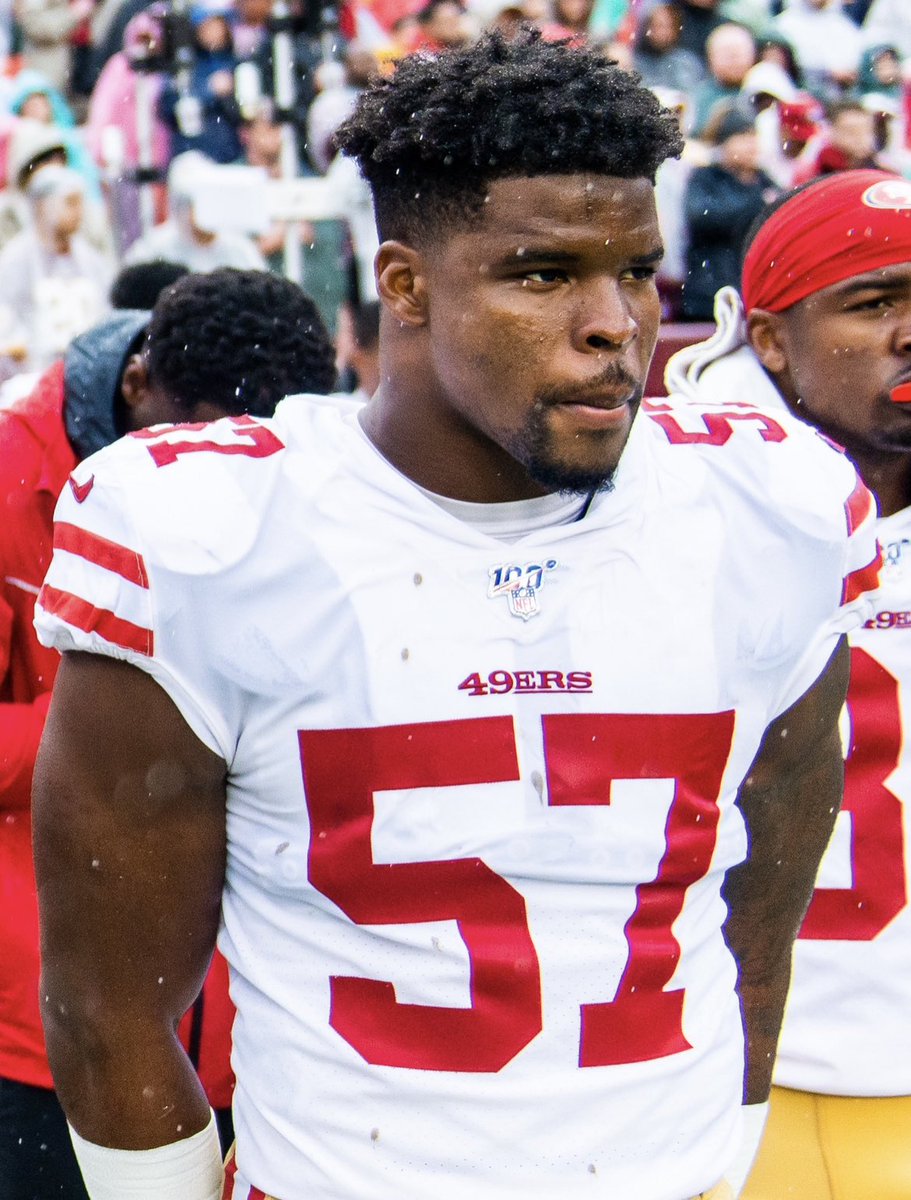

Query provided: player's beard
[507,369,643,496]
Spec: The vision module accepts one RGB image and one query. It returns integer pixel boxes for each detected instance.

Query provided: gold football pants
[742,1085,911,1200]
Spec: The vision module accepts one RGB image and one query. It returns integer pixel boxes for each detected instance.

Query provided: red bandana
[741,170,911,314]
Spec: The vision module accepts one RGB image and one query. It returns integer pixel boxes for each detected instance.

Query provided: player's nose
[895,304,911,355]
[573,277,637,354]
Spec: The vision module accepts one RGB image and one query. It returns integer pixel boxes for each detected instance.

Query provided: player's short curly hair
[335,30,682,243]
[146,269,336,414]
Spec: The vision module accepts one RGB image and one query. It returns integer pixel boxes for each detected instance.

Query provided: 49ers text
[458,669,593,696]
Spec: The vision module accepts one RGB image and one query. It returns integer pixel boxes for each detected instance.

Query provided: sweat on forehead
[335,29,682,241]
[741,171,911,313]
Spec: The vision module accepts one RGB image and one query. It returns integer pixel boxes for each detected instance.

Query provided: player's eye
[846,294,895,312]
[621,265,659,283]
[521,268,569,285]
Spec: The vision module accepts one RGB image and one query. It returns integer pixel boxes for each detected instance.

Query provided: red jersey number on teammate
[800,647,907,941]
[300,711,735,1072]
[130,414,285,468]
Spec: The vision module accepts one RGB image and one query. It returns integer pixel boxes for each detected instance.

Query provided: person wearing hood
[0,164,114,380]
[856,42,902,102]
[0,267,338,1200]
[665,169,911,1198]
[0,116,111,259]
[8,69,102,198]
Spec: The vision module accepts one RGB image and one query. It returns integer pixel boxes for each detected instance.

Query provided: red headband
[741,170,911,313]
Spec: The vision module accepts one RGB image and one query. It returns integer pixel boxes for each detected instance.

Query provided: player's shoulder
[640,391,864,535]
[59,402,345,578]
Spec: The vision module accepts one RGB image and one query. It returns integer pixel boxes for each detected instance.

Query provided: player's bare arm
[32,651,227,1149]
[723,636,850,1106]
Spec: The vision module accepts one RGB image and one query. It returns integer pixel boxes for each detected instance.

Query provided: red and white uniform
[775,504,911,1096]
[35,397,876,1200]
[665,330,911,1098]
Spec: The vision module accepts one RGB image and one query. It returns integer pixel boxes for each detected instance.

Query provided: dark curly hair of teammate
[146,269,337,415]
[335,29,683,243]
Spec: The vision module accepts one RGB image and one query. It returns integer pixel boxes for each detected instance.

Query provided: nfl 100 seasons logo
[488,559,557,621]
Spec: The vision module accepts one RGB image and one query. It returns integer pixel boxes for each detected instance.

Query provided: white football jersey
[666,334,911,1097]
[36,396,876,1199]
[775,503,911,1096]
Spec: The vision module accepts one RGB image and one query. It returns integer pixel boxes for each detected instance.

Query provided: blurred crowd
[0,0,903,387]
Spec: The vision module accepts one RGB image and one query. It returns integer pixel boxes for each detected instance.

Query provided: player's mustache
[538,364,642,408]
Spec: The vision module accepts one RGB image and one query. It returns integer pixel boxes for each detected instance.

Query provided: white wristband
[725,1101,770,1197]
[68,1109,224,1200]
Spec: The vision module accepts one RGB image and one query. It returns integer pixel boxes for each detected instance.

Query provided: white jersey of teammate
[36,393,876,1199]
[666,315,911,1098]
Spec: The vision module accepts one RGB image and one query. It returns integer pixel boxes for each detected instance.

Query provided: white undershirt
[350,412,591,543]
[414,485,590,543]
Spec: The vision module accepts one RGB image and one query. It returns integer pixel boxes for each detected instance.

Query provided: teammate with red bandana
[666,169,911,1200]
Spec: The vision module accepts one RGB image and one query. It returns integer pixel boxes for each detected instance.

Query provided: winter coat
[682,163,775,320]
[0,313,235,1107]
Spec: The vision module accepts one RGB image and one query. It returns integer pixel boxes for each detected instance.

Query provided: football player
[32,34,879,1200]
[0,268,336,1200]
[665,169,911,1199]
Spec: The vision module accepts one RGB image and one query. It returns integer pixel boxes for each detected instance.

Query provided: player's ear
[375,241,428,327]
[119,353,149,411]
[746,309,788,376]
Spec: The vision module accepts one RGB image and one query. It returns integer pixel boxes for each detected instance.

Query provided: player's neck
[360,384,550,504]
[850,451,911,519]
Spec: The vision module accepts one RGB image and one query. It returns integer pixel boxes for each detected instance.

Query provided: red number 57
[300,711,734,1073]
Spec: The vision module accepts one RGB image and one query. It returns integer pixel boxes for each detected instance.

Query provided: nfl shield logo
[488,560,557,621]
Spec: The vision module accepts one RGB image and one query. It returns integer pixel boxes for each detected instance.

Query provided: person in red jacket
[0,267,337,1199]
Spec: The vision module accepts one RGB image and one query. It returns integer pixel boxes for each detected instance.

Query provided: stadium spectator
[158,0,243,164]
[683,105,776,318]
[14,0,93,94]
[0,166,113,378]
[674,0,725,58]
[755,94,824,186]
[794,99,884,181]
[8,70,102,197]
[856,42,902,103]
[650,85,711,319]
[771,0,863,102]
[0,268,336,1200]
[123,152,267,272]
[405,0,473,52]
[633,2,706,95]
[692,22,756,134]
[755,34,804,88]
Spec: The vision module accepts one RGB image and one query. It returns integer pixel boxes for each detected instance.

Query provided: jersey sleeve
[768,457,881,719]
[33,429,265,762]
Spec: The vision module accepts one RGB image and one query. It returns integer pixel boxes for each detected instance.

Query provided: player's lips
[551,389,636,428]
[889,374,911,404]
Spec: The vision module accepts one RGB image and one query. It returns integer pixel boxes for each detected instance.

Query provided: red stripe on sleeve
[38,584,153,656]
[247,1188,268,1200]
[54,522,149,589]
[842,547,883,605]
[843,477,875,535]
[222,1152,238,1200]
